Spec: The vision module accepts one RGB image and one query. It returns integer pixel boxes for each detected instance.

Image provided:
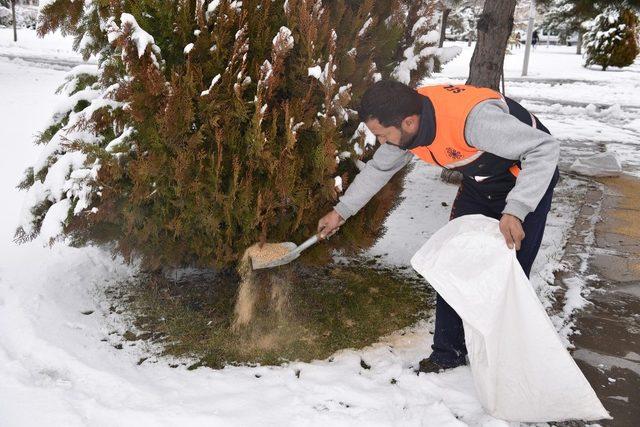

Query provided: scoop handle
[292,234,319,255]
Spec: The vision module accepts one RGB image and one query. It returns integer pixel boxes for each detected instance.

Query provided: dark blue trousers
[429,168,560,368]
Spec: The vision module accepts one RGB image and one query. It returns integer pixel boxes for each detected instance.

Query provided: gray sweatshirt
[334,98,560,222]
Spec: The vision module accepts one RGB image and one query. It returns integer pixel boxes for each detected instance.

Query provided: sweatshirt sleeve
[334,143,413,220]
[464,99,560,222]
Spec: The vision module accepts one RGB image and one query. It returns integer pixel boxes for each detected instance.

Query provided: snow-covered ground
[1,29,638,426]
[0,27,91,70]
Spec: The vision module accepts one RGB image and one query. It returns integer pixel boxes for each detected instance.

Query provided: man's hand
[499,214,525,251]
[317,210,345,239]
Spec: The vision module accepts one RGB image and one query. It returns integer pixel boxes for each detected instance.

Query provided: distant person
[515,32,522,49]
[532,30,539,49]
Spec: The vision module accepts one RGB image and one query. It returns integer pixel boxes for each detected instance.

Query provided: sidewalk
[558,174,640,426]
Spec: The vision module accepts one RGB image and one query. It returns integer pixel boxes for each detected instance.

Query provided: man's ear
[402,114,420,132]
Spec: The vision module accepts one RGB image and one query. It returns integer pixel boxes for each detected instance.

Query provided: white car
[537,28,580,46]
[538,29,559,44]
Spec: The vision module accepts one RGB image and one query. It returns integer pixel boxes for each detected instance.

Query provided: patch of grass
[113,262,432,369]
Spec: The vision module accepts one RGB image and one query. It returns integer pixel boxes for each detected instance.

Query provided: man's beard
[398,129,418,149]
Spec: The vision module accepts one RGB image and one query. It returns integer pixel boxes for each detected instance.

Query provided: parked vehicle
[534,28,580,46]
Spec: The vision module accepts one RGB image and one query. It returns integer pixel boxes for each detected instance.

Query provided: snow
[206,0,221,19]
[419,30,441,45]
[39,197,72,241]
[32,81,118,172]
[57,64,100,95]
[334,176,343,192]
[42,151,87,201]
[17,181,46,235]
[1,4,37,29]
[570,152,622,177]
[350,122,377,149]
[561,276,591,319]
[119,13,156,58]
[48,87,101,127]
[272,26,294,53]
[308,64,322,80]
[2,32,639,426]
[105,126,135,152]
[183,43,194,54]
[105,13,161,69]
[366,164,457,265]
[309,60,337,87]
[201,73,221,96]
[411,17,429,37]
[357,17,372,38]
[393,45,462,85]
[0,27,90,70]
[15,58,124,241]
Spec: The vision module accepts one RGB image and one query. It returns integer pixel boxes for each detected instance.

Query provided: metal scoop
[250,234,320,270]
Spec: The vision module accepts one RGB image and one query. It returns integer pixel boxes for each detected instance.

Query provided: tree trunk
[443,1,517,184]
[11,0,17,42]
[466,0,517,90]
[439,8,451,48]
[576,30,583,55]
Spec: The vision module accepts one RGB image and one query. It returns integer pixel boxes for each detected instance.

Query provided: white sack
[410,215,610,422]
[570,152,622,177]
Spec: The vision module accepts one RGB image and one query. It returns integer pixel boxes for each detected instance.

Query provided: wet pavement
[557,174,640,426]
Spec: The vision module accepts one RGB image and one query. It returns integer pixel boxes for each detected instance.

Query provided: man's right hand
[317,209,345,239]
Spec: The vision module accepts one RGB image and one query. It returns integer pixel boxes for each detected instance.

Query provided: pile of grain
[245,243,292,267]
[231,243,292,331]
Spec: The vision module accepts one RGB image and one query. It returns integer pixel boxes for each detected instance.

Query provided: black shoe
[414,357,462,374]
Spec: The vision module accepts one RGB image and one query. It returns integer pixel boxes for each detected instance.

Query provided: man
[317,80,560,373]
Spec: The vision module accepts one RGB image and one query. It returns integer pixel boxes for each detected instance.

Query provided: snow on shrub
[18,0,458,269]
[583,6,639,71]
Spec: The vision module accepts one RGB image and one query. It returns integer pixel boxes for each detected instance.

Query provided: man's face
[365,116,419,149]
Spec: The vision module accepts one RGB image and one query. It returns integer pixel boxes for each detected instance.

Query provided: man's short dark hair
[358,80,422,128]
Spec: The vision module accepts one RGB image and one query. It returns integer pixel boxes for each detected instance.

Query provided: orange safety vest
[410,84,521,178]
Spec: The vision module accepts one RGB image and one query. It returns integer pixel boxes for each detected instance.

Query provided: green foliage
[584,7,639,70]
[22,0,445,270]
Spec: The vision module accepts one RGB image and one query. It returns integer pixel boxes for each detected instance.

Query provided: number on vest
[444,84,465,94]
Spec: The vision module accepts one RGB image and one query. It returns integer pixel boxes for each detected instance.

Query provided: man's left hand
[499,214,525,251]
